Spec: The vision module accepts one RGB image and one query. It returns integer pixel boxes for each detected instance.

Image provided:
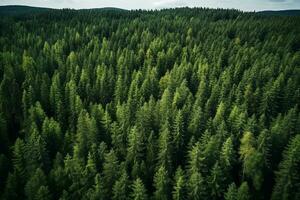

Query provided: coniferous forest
[0,7,300,200]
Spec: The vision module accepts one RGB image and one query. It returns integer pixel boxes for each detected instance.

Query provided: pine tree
[103,149,120,198]
[127,126,146,164]
[225,183,238,200]
[40,73,50,113]
[209,162,226,199]
[84,152,98,187]
[3,172,19,200]
[112,170,130,200]
[228,105,246,135]
[65,80,82,133]
[27,101,46,131]
[145,131,157,187]
[49,72,64,125]
[42,117,62,160]
[172,167,186,200]
[87,174,105,200]
[153,165,170,200]
[159,87,173,124]
[158,121,173,173]
[187,171,207,200]
[220,137,236,171]
[12,138,26,180]
[74,110,97,163]
[237,182,250,200]
[187,142,202,175]
[22,53,36,88]
[188,106,205,139]
[25,168,48,200]
[172,80,191,109]
[239,131,264,190]
[48,153,67,199]
[173,110,185,166]
[131,178,148,200]
[271,135,300,200]
[35,186,52,200]
[25,125,49,173]
[213,102,226,129]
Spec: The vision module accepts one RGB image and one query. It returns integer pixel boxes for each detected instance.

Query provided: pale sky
[0,0,300,11]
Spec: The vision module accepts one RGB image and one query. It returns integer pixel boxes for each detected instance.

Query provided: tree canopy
[0,7,300,200]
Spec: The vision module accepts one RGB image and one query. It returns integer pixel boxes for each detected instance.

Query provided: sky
[0,0,300,11]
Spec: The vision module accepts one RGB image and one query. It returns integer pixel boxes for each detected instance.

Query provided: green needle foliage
[0,7,300,200]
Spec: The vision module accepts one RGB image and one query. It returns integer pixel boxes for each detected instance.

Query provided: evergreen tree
[220,137,236,171]
[102,149,120,198]
[172,167,186,200]
[239,131,264,190]
[42,117,62,160]
[112,170,130,200]
[209,162,226,199]
[3,172,19,200]
[158,121,173,173]
[25,168,48,200]
[87,174,105,200]
[74,110,97,163]
[127,126,146,164]
[153,165,170,200]
[271,135,300,200]
[49,72,64,125]
[131,178,148,200]
[35,186,52,200]
[237,182,250,200]
[25,125,49,173]
[225,183,238,200]
[187,171,207,200]
[173,110,185,166]
[12,138,26,180]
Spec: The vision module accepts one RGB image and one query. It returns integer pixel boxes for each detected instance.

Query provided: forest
[0,7,300,200]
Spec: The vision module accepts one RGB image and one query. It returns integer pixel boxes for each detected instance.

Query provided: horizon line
[1,4,300,12]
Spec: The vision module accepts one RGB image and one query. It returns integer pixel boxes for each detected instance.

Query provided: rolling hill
[0,5,128,16]
[258,9,300,16]
[0,5,52,16]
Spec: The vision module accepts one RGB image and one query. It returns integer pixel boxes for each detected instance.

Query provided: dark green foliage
[258,10,300,16]
[25,168,49,200]
[112,170,130,200]
[0,7,299,200]
[172,167,186,200]
[271,135,300,200]
[102,150,120,198]
[153,165,171,200]
[131,178,148,200]
[86,174,105,200]
[225,183,238,200]
[237,182,251,200]
[0,5,52,16]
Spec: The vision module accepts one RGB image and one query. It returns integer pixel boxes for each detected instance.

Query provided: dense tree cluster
[0,7,300,200]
